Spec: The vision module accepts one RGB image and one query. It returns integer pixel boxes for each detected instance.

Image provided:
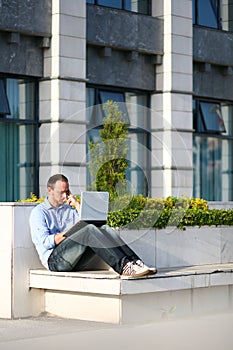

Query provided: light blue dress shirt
[29,198,80,269]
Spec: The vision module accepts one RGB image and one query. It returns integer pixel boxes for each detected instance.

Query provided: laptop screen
[79,191,109,222]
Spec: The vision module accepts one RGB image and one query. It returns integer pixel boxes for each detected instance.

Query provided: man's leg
[48,224,153,276]
[69,224,132,273]
[48,224,129,273]
[100,225,157,275]
[100,225,141,261]
[48,236,92,272]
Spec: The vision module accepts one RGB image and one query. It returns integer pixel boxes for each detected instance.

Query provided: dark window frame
[194,100,226,134]
[193,98,233,201]
[86,0,151,15]
[0,80,11,115]
[0,76,40,200]
[86,85,151,196]
[193,0,222,29]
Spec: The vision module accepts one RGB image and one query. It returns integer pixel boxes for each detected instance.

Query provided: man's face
[48,180,70,207]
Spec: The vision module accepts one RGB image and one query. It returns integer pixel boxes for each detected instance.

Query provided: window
[86,87,150,197]
[195,101,226,133]
[98,0,122,9]
[86,0,151,15]
[193,99,233,201]
[0,80,10,115]
[0,78,39,201]
[193,0,221,29]
[100,91,129,124]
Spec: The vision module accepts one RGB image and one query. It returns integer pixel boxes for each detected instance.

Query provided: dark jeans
[48,224,140,274]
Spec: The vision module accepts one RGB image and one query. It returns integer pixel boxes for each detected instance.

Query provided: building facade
[0,0,233,202]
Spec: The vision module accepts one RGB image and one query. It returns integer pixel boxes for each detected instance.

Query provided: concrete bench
[1,202,233,323]
[29,263,233,324]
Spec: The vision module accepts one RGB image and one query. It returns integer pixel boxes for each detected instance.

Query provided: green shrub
[19,193,233,229]
[107,195,233,229]
[88,100,129,201]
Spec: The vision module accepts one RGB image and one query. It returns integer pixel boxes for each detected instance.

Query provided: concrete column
[222,0,233,31]
[39,0,87,195]
[151,0,193,198]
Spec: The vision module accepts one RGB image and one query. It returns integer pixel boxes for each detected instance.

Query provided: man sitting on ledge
[29,174,157,278]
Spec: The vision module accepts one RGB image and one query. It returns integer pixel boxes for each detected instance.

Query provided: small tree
[88,100,129,201]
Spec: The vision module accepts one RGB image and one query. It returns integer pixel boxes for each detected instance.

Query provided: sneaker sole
[122,268,150,278]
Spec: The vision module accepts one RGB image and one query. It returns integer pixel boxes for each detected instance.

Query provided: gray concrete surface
[0,312,233,350]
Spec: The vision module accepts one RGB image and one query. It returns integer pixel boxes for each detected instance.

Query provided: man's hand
[54,232,66,245]
[66,194,80,212]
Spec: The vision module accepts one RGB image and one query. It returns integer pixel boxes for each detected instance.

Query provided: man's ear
[47,186,52,194]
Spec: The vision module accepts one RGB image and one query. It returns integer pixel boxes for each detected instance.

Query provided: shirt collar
[44,197,66,210]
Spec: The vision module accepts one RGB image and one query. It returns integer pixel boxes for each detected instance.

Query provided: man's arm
[51,194,81,245]
[30,208,57,249]
[54,196,80,245]
[30,198,80,248]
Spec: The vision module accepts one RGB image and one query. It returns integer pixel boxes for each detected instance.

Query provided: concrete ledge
[29,264,233,324]
[29,263,233,295]
[30,270,121,295]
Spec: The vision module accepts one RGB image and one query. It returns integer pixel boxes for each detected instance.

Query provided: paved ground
[0,312,233,350]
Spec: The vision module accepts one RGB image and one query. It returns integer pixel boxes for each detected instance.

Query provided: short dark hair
[47,174,69,189]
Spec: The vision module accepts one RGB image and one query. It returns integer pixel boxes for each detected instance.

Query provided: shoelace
[122,261,135,274]
[135,260,145,268]
[123,260,146,275]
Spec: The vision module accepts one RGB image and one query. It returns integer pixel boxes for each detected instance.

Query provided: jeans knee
[86,223,97,232]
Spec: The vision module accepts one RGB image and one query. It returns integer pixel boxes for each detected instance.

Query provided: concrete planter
[120,226,233,269]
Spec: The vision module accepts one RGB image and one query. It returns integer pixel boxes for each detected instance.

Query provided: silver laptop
[64,191,109,237]
[79,191,109,222]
